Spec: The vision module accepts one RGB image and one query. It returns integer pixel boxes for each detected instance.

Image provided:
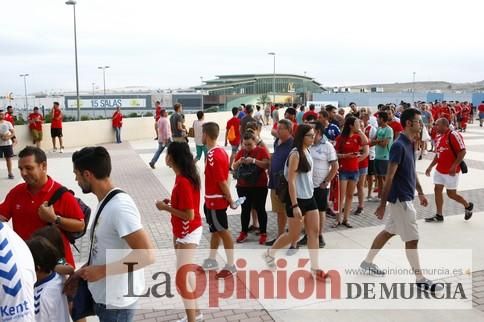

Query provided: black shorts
[313,187,329,212]
[368,159,375,176]
[204,205,228,233]
[286,197,318,217]
[0,145,14,158]
[51,128,63,138]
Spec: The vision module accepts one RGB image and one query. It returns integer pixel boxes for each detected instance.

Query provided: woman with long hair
[264,124,325,279]
[334,116,369,228]
[233,131,270,244]
[155,142,203,322]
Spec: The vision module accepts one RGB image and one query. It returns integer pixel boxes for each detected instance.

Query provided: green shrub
[204,106,219,113]
[144,112,153,117]
[80,115,91,121]
[128,112,139,118]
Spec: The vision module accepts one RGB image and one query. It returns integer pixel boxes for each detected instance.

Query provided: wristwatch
[54,215,61,225]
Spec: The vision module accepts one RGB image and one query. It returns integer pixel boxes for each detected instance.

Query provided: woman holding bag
[232,131,270,244]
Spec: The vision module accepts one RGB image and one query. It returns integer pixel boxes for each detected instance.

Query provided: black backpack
[48,186,92,252]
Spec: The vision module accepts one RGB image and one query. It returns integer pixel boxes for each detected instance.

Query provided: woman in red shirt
[233,131,270,244]
[155,142,203,322]
[334,116,368,228]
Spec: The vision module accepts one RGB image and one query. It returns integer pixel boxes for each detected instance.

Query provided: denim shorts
[358,167,368,176]
[339,170,359,181]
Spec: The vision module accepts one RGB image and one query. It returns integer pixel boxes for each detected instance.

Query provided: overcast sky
[1,0,483,94]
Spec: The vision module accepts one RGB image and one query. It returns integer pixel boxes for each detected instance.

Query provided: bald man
[425,118,473,222]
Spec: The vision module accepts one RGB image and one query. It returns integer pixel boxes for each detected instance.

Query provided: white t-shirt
[88,190,144,307]
[34,272,71,322]
[365,125,378,160]
[310,137,338,187]
[192,119,204,146]
[0,120,14,146]
[0,222,36,322]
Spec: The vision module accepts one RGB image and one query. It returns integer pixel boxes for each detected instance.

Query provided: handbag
[447,131,468,174]
[233,150,260,185]
[71,189,124,320]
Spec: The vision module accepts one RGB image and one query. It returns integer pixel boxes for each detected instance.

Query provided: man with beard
[0,146,84,267]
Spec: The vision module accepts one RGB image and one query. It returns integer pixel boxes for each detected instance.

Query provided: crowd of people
[0,98,479,322]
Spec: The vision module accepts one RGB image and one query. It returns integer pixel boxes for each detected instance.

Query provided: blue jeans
[114,127,121,143]
[94,303,135,322]
[150,142,168,165]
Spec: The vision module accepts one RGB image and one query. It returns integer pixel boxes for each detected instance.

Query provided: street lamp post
[412,72,416,105]
[200,76,204,110]
[98,66,110,117]
[65,0,80,121]
[268,52,276,105]
[19,74,29,110]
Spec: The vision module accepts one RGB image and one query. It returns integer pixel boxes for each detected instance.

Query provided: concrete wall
[12,111,233,153]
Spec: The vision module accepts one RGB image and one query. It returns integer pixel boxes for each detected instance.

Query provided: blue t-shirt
[387,133,416,203]
[296,111,305,125]
[324,123,341,141]
[268,137,294,189]
[237,111,246,120]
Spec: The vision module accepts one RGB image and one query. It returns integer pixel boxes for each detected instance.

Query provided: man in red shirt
[225,107,241,168]
[154,101,162,140]
[386,108,403,140]
[112,106,123,144]
[439,101,452,122]
[302,104,319,122]
[271,107,298,138]
[50,102,64,153]
[201,122,238,279]
[478,101,484,127]
[425,118,473,222]
[0,146,85,267]
[28,107,44,148]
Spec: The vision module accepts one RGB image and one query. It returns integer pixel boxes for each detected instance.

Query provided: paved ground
[1,121,484,322]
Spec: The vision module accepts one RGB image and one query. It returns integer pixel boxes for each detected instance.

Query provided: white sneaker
[60,148,64,153]
[176,313,203,322]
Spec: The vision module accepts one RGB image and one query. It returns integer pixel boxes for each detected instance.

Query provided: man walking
[200,122,238,279]
[28,106,44,148]
[360,108,442,293]
[50,102,64,153]
[66,146,154,322]
[0,109,15,179]
[149,109,171,169]
[112,106,123,144]
[373,111,393,199]
[425,118,473,222]
[170,103,187,143]
[225,107,241,168]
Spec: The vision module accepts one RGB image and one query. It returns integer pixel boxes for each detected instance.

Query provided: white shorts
[176,226,203,245]
[433,169,460,190]
[384,201,419,242]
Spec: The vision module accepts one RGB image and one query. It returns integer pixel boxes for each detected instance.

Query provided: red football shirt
[170,175,202,239]
[51,108,62,129]
[335,134,362,172]
[439,106,452,121]
[388,120,403,139]
[112,111,123,128]
[435,130,466,174]
[0,177,85,267]
[204,147,230,210]
[234,146,270,187]
[28,112,43,131]
[155,106,162,121]
[302,110,318,121]
[226,117,241,145]
[478,104,484,113]
[4,112,14,127]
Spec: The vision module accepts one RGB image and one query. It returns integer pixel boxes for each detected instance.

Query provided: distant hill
[339,80,484,93]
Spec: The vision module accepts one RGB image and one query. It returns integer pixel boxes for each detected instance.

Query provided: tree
[257,94,270,106]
